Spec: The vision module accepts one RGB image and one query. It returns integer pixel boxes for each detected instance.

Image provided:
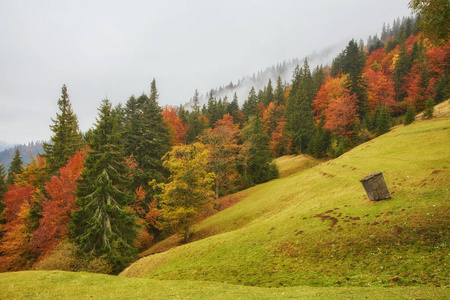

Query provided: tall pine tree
[43,84,83,175]
[242,115,278,187]
[285,60,316,153]
[70,99,137,273]
[123,81,171,195]
[7,149,23,186]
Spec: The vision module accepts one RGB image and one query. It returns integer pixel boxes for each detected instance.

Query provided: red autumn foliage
[269,120,292,157]
[2,184,35,223]
[262,102,285,137]
[31,151,86,256]
[0,186,34,271]
[200,114,242,198]
[313,75,348,119]
[323,92,359,138]
[132,186,162,231]
[365,48,388,72]
[162,105,189,146]
[425,46,448,77]
[363,68,396,113]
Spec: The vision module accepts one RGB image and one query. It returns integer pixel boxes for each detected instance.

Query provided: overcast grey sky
[0,0,412,145]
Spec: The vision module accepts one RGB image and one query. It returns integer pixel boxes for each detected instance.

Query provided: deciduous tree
[158,143,215,242]
[200,114,241,199]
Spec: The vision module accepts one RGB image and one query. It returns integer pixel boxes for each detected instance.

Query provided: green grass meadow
[0,116,449,299]
[0,271,448,299]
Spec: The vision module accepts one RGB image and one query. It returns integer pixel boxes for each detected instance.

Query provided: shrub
[404,104,416,125]
[34,241,112,274]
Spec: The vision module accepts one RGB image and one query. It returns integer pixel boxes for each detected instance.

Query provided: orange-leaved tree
[162,105,188,146]
[312,75,348,119]
[323,92,359,138]
[31,151,85,257]
[0,185,35,271]
[200,114,242,199]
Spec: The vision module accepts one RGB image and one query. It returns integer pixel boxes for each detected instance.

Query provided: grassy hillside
[121,116,450,288]
[0,271,449,299]
[0,115,448,299]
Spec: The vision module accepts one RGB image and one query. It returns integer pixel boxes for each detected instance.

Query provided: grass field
[0,271,449,299]
[0,114,449,299]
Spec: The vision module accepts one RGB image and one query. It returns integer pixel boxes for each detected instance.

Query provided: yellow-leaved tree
[158,143,215,243]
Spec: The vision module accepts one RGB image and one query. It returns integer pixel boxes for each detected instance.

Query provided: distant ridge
[0,141,45,170]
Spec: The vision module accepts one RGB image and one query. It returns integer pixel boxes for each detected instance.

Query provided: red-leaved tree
[31,151,85,257]
[0,185,35,271]
[162,105,189,146]
[323,92,359,138]
[363,68,396,113]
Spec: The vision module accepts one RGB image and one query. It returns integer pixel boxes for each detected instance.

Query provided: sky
[0,0,412,146]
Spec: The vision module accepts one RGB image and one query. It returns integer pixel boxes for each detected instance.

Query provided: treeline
[0,15,449,275]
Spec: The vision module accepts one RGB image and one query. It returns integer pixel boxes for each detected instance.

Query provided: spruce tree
[7,149,23,185]
[423,97,435,119]
[285,60,315,153]
[43,84,83,175]
[404,104,416,125]
[264,79,274,106]
[122,81,171,223]
[375,106,391,136]
[393,45,412,102]
[242,87,258,121]
[274,76,285,106]
[186,89,207,142]
[70,99,137,273]
[242,115,278,187]
[227,93,240,117]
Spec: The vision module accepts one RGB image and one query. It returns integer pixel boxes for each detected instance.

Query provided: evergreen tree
[43,84,83,175]
[227,93,240,116]
[409,0,450,43]
[423,97,435,119]
[285,61,316,153]
[123,82,171,193]
[274,76,285,106]
[375,106,391,136]
[393,45,412,102]
[309,115,331,158]
[242,115,278,187]
[7,149,23,186]
[242,87,258,121]
[70,99,137,273]
[312,66,325,97]
[207,93,218,125]
[404,104,416,125]
[186,89,207,142]
[435,73,449,104]
[263,79,274,106]
[331,40,367,113]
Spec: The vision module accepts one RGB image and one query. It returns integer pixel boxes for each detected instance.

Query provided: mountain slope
[121,116,450,287]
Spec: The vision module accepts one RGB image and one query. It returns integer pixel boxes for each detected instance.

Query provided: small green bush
[34,241,112,274]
